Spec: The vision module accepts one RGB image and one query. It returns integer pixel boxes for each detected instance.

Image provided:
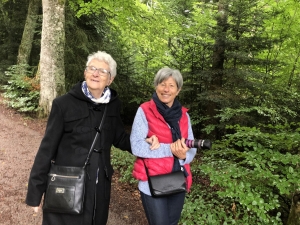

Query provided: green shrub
[2,64,40,114]
[184,124,300,224]
[111,146,138,184]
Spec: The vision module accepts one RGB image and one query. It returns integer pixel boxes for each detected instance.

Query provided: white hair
[86,51,117,78]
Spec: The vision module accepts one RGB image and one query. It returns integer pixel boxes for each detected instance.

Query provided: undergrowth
[1,64,39,114]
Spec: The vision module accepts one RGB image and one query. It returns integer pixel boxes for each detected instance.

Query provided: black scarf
[152,92,182,141]
[152,92,184,172]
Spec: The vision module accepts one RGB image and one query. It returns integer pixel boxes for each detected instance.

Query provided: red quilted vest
[132,99,193,191]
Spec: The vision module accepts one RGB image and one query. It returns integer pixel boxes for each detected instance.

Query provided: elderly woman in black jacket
[26,51,158,225]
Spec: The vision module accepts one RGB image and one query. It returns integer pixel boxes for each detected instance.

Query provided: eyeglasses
[86,66,111,77]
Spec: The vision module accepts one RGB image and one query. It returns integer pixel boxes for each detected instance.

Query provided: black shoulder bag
[43,105,107,214]
[143,157,186,197]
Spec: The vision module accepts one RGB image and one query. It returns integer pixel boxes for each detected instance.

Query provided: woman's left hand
[170,138,189,159]
[145,135,160,150]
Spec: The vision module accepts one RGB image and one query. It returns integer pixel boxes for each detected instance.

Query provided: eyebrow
[89,65,109,70]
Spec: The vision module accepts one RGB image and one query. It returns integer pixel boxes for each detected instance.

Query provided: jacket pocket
[63,111,89,133]
[104,165,114,199]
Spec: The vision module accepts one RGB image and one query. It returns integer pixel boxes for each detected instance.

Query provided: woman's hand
[170,138,189,159]
[32,206,41,213]
[145,135,160,150]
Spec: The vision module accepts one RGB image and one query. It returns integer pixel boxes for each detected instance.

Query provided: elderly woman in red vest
[130,67,197,225]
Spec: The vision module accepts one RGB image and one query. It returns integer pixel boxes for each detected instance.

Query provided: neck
[89,89,103,99]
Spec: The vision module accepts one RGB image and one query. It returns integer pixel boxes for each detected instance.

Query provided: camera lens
[185,139,212,149]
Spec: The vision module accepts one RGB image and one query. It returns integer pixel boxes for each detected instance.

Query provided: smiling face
[155,76,181,107]
[84,59,114,98]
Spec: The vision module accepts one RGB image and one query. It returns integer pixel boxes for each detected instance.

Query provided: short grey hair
[86,51,117,78]
[153,67,183,89]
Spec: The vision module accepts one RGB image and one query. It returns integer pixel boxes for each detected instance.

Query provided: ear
[84,70,87,80]
[107,76,115,86]
[176,88,181,96]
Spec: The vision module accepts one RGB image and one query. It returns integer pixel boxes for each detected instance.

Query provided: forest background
[0,0,300,224]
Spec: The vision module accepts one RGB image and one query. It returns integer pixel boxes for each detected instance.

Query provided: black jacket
[26,82,131,225]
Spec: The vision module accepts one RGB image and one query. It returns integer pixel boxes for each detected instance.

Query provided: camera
[185,139,212,150]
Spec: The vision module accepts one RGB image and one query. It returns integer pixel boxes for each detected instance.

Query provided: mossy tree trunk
[39,0,66,117]
[17,0,41,65]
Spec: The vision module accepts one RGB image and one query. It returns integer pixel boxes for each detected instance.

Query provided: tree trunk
[287,50,300,89]
[207,0,228,139]
[17,0,41,65]
[39,0,66,117]
[287,191,300,224]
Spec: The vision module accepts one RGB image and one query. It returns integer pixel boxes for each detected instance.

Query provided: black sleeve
[112,112,132,154]
[25,100,64,206]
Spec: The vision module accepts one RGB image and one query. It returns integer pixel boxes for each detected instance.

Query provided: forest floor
[0,97,148,225]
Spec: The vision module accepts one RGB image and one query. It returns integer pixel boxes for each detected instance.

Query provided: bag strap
[83,105,107,169]
[144,156,188,176]
[142,157,180,173]
[142,158,148,173]
[172,156,181,172]
[142,159,151,180]
[173,157,189,177]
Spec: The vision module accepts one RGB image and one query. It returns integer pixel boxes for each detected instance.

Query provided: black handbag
[143,157,186,197]
[43,105,107,214]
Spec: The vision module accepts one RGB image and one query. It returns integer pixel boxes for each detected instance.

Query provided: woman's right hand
[145,135,160,150]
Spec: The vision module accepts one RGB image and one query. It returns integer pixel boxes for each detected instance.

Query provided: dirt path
[0,100,147,225]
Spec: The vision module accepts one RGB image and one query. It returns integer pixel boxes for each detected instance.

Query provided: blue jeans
[140,191,186,225]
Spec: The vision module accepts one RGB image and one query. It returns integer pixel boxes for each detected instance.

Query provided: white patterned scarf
[81,81,111,103]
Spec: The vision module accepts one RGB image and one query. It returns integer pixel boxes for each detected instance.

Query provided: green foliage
[2,64,39,113]
[110,146,138,185]
[70,0,175,100]
[180,184,274,225]
[217,88,299,125]
[194,124,300,224]
[64,5,111,91]
[0,0,29,70]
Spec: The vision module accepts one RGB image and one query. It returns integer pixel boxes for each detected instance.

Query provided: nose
[163,85,170,92]
[92,70,99,77]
